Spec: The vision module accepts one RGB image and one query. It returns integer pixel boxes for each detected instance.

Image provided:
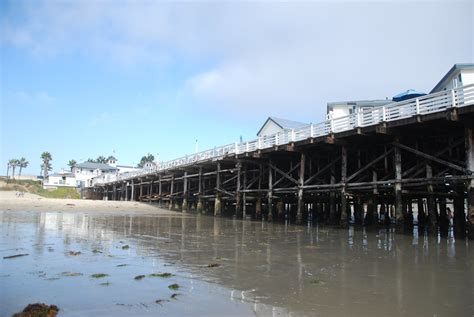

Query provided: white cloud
[2,0,472,119]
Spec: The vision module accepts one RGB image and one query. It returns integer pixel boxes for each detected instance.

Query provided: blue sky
[1,0,472,175]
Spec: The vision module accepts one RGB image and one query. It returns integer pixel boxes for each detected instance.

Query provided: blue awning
[392,89,426,102]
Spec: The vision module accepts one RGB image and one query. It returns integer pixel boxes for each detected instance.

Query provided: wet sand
[0,191,177,215]
[1,204,473,316]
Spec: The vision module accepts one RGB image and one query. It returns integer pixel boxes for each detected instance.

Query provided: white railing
[93,84,474,186]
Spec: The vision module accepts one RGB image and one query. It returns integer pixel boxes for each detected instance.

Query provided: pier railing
[93,84,474,185]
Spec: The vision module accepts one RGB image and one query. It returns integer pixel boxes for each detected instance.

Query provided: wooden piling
[197,167,203,213]
[466,127,474,239]
[215,162,222,216]
[242,164,247,218]
[268,161,273,221]
[296,153,305,224]
[394,141,403,224]
[426,163,437,229]
[340,146,348,226]
[182,171,188,212]
[329,163,336,224]
[235,162,242,216]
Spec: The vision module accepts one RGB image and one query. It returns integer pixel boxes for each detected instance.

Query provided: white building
[73,162,118,188]
[431,63,474,93]
[106,156,141,174]
[327,99,392,119]
[143,161,159,172]
[257,117,308,137]
[43,170,77,189]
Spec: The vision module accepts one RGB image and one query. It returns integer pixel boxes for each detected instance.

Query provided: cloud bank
[2,0,472,119]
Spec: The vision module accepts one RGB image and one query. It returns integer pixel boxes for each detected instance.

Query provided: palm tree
[18,157,28,178]
[9,159,19,180]
[40,152,52,179]
[137,153,155,168]
[68,159,77,171]
[96,156,107,164]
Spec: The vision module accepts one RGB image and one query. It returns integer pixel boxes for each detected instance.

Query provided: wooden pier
[92,84,474,238]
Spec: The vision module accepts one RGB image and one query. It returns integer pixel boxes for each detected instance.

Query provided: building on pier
[257,117,308,137]
[431,63,474,93]
[327,99,392,119]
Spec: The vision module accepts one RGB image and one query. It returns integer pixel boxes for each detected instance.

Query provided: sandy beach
[0,191,177,215]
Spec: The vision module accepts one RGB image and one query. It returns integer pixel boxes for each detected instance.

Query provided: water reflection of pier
[15,212,473,317]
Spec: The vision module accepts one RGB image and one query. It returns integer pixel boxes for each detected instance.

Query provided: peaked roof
[431,63,474,93]
[76,162,117,171]
[257,116,308,136]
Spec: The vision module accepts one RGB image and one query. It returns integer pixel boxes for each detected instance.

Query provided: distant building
[143,161,159,172]
[431,63,474,93]
[43,170,77,189]
[257,117,308,137]
[116,164,140,173]
[74,162,118,188]
[327,100,392,119]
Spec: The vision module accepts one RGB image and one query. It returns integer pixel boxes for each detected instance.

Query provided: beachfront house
[43,170,77,189]
[257,117,308,137]
[431,63,474,93]
[73,162,118,188]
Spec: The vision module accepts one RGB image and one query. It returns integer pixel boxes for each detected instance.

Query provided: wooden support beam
[394,142,471,175]
[269,163,299,186]
[466,127,474,239]
[139,179,143,199]
[376,125,397,135]
[304,157,340,185]
[340,146,348,225]
[394,140,403,224]
[169,176,174,210]
[158,176,162,206]
[268,160,273,221]
[131,180,135,201]
[182,171,188,212]
[454,188,466,236]
[273,162,300,187]
[346,149,394,183]
[402,139,464,178]
[214,162,221,216]
[243,164,247,218]
[372,169,378,194]
[235,162,242,216]
[197,167,203,213]
[426,163,437,229]
[329,163,336,224]
[296,153,305,224]
[256,164,263,219]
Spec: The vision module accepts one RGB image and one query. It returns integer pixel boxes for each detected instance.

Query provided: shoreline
[0,191,180,215]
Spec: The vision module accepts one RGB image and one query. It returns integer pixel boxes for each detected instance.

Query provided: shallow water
[1,210,473,317]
